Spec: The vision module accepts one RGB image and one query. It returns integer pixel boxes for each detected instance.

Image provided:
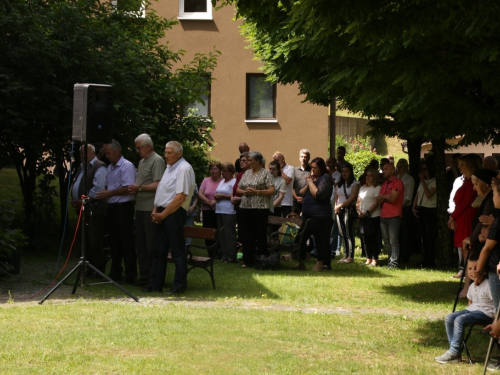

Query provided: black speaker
[72,83,113,143]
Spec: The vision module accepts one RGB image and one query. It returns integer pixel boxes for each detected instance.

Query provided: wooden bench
[267,217,310,259]
[167,226,222,290]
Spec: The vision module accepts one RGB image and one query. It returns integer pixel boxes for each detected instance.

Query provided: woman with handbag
[356,168,381,266]
[335,164,360,263]
[412,159,437,267]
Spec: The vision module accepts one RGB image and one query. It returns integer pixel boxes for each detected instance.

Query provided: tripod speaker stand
[39,144,138,304]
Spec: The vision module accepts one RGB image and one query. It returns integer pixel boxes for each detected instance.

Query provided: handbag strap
[418,178,435,206]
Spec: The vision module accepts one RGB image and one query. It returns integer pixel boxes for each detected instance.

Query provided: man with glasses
[127,134,165,286]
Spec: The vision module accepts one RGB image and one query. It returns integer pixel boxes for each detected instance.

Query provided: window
[184,76,211,118]
[111,0,146,18]
[179,0,212,20]
[246,74,276,121]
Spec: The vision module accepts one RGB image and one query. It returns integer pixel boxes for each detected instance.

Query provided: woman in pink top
[199,162,223,246]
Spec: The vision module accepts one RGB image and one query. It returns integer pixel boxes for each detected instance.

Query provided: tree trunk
[407,137,423,197]
[431,137,452,265]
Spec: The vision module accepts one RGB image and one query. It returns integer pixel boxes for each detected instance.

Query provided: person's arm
[273,192,285,207]
[356,196,365,218]
[451,182,477,219]
[128,180,160,195]
[475,238,498,275]
[97,163,135,200]
[281,166,293,185]
[421,178,436,199]
[412,191,420,218]
[151,193,187,222]
[342,184,360,206]
[198,180,216,209]
[88,166,107,199]
[245,185,275,197]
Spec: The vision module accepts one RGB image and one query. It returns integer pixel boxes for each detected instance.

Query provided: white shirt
[448,175,465,214]
[282,164,295,207]
[467,280,495,318]
[416,178,437,208]
[215,178,236,215]
[331,171,341,185]
[398,173,415,207]
[358,185,381,218]
[273,176,286,208]
[154,157,195,211]
[336,180,360,205]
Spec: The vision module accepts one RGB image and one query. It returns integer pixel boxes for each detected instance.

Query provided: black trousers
[202,209,217,247]
[300,216,333,263]
[239,208,269,266]
[107,201,136,281]
[417,206,437,267]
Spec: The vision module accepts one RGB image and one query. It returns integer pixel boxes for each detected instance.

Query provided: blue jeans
[445,309,493,354]
[380,216,401,266]
[489,272,500,310]
[151,207,187,292]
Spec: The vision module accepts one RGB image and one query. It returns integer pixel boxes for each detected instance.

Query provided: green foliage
[0,0,219,237]
[345,150,382,180]
[0,200,27,276]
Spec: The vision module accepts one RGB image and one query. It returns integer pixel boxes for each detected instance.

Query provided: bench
[267,217,310,260]
[167,226,222,290]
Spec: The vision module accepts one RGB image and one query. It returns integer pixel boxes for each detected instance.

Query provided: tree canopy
[226,0,500,145]
[0,0,218,237]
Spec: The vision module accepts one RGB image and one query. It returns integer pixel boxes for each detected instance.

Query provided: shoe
[166,287,185,296]
[451,270,464,279]
[489,356,500,364]
[487,360,500,372]
[322,264,332,270]
[368,262,377,267]
[343,258,353,263]
[337,258,347,263]
[387,264,397,269]
[135,279,150,287]
[292,263,306,270]
[435,350,461,364]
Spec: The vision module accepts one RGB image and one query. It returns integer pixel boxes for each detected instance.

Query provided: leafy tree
[217,0,500,264]
[0,0,218,244]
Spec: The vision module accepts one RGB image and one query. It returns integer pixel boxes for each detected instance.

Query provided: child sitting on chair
[435,255,495,364]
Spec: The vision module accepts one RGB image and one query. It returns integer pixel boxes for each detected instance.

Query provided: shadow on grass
[382,280,459,305]
[414,317,496,364]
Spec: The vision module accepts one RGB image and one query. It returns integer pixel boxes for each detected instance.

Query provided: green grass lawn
[0,167,492,374]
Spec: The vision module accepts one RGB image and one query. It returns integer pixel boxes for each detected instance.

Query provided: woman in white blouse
[215,162,237,263]
[356,168,382,266]
[334,164,360,263]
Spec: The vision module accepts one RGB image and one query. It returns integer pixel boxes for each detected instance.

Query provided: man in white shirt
[273,151,295,217]
[396,159,415,263]
[145,141,195,294]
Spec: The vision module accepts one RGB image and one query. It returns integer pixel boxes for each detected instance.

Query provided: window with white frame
[111,0,146,18]
[179,0,212,20]
[184,76,211,117]
[246,74,276,120]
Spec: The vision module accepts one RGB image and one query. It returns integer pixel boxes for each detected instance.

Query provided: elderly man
[396,159,415,263]
[71,144,107,274]
[273,151,295,217]
[235,142,250,173]
[146,141,195,294]
[127,134,165,287]
[292,149,311,213]
[377,162,405,269]
[96,140,136,283]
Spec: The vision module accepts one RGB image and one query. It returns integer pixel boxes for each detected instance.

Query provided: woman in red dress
[448,153,482,295]
[448,154,482,247]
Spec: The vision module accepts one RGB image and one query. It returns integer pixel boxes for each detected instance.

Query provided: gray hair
[299,149,310,158]
[165,141,183,154]
[80,144,95,153]
[240,152,250,159]
[107,139,122,153]
[248,151,263,164]
[135,133,153,148]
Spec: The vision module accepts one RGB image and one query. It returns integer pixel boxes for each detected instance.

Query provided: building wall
[151,1,328,167]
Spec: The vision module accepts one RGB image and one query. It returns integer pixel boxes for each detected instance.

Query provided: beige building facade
[151,1,330,166]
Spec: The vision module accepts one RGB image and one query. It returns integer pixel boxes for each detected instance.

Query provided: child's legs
[446,309,493,355]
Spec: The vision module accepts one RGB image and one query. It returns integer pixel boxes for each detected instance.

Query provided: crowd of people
[71,135,500,365]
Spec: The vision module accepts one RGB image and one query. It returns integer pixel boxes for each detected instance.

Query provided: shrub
[0,200,27,276]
